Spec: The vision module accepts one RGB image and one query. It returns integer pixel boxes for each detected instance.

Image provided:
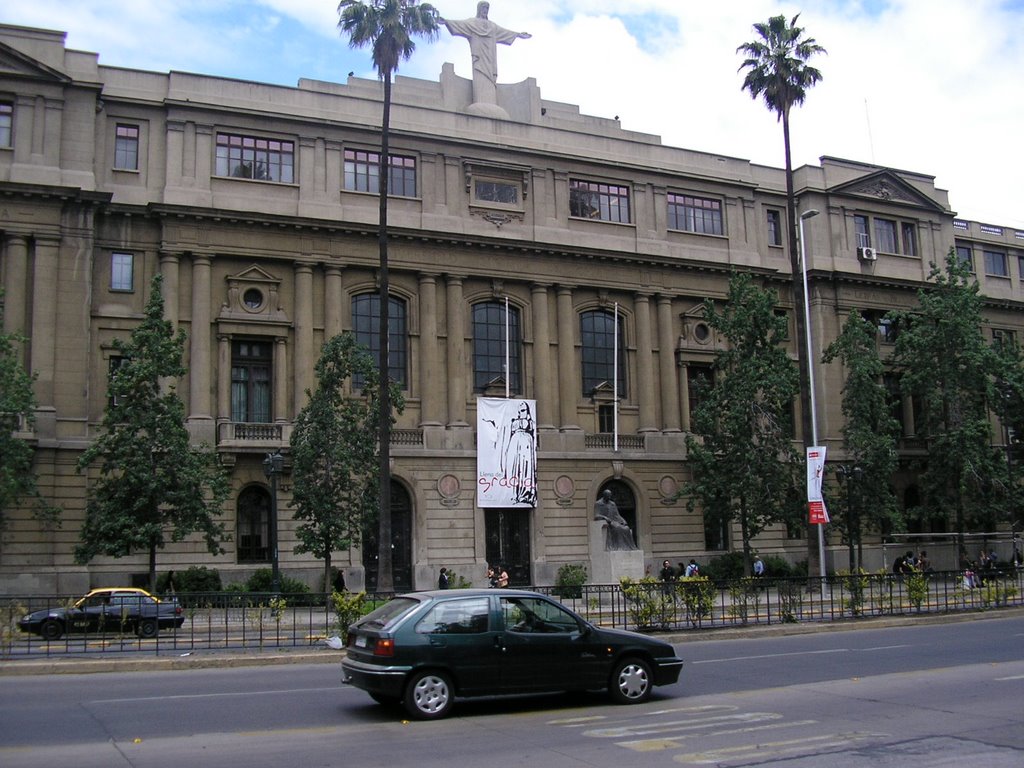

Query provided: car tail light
[175,606,183,616]
[373,638,395,657]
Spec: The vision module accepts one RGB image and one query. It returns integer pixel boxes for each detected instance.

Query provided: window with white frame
[110,252,134,292]
[114,124,139,170]
[215,132,294,183]
[343,149,417,197]
[569,179,630,223]
[668,193,724,235]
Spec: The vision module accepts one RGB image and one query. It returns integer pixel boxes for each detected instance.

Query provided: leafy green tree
[738,15,825,572]
[0,300,58,530]
[338,0,439,591]
[683,273,802,575]
[290,333,402,594]
[992,339,1024,533]
[822,311,900,570]
[888,250,1009,551]
[75,274,230,591]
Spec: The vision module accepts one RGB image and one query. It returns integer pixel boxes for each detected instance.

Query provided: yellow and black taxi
[342,589,683,720]
[18,587,184,641]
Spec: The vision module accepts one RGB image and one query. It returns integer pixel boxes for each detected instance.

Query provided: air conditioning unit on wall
[857,246,878,262]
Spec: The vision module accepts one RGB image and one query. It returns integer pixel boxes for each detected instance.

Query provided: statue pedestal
[589,521,645,584]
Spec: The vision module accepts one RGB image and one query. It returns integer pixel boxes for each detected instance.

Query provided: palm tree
[338,0,439,591]
[737,14,825,572]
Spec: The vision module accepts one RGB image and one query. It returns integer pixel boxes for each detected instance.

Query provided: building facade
[2,23,1021,594]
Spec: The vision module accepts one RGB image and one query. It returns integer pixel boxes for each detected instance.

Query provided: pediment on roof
[0,42,71,83]
[830,170,945,212]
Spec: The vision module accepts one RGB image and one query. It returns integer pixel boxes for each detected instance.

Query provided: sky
[4,0,1022,228]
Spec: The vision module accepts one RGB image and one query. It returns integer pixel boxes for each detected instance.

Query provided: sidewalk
[4,605,1022,677]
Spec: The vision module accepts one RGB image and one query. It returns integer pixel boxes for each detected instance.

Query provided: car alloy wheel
[404,670,453,720]
[610,657,653,704]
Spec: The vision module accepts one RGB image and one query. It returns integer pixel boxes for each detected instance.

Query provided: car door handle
[429,637,447,647]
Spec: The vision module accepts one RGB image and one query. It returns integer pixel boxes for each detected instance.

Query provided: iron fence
[1,569,1021,659]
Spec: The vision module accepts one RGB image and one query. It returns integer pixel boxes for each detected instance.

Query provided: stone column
[531,283,555,430]
[324,265,344,341]
[3,235,29,342]
[217,335,231,422]
[159,252,180,327]
[294,263,314,414]
[418,273,443,426]
[445,274,467,426]
[189,255,213,420]
[657,295,681,431]
[556,286,579,430]
[679,362,691,433]
[274,337,288,423]
[29,237,59,406]
[635,293,656,432]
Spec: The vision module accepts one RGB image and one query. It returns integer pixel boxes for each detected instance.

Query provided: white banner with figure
[806,446,830,524]
[477,397,537,508]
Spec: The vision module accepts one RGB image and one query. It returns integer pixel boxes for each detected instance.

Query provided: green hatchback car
[341,589,683,720]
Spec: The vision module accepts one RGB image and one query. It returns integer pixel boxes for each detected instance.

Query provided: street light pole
[262,451,284,593]
[799,208,827,597]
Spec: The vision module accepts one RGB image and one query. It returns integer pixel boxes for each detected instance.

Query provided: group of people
[487,564,510,589]
[892,550,931,576]
[962,547,1008,589]
[658,559,704,582]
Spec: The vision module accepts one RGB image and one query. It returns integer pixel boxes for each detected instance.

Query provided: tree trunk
[148,542,157,594]
[376,72,394,593]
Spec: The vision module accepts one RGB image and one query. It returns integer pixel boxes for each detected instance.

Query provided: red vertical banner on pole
[806,446,830,524]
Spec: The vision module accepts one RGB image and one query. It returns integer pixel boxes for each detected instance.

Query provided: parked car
[341,589,684,720]
[18,587,184,641]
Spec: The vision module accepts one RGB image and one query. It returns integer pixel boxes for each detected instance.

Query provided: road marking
[995,674,1024,680]
[619,719,819,752]
[693,645,909,664]
[584,712,783,739]
[90,686,341,704]
[672,732,887,765]
[548,704,737,728]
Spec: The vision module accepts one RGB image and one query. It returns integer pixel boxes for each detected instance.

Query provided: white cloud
[3,0,1021,227]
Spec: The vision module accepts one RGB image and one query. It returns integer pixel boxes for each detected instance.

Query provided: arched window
[580,309,626,397]
[352,293,408,388]
[472,301,522,393]
[237,486,270,563]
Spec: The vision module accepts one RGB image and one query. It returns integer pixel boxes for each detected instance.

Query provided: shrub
[157,566,222,595]
[331,590,368,643]
[555,563,588,599]
[242,568,311,596]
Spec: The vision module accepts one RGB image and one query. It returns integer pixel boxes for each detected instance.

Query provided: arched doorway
[237,485,271,563]
[362,480,413,592]
[598,479,638,545]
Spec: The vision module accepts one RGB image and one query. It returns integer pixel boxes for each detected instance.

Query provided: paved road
[1,613,1022,767]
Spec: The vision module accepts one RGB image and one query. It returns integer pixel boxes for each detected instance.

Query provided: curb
[3,606,1022,676]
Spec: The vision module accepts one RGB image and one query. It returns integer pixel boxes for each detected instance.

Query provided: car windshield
[357,597,421,629]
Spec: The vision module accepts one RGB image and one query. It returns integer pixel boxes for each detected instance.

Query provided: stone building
[1,22,1021,594]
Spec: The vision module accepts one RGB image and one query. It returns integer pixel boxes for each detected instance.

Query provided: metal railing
[2,569,1021,658]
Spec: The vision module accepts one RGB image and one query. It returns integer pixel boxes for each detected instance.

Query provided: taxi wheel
[403,670,453,720]
[609,657,653,704]
[40,619,64,642]
[137,618,158,639]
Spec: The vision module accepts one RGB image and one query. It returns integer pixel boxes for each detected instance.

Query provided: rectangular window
[215,132,294,183]
[686,364,712,426]
[473,178,520,207]
[668,193,724,235]
[1,101,13,148]
[956,244,974,273]
[874,218,897,253]
[569,179,630,223]
[231,340,273,422]
[984,249,1009,277]
[854,215,870,248]
[110,252,134,292]
[901,222,917,256]
[992,328,1015,349]
[343,149,416,197]
[767,209,783,246]
[114,124,139,170]
[108,356,126,408]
